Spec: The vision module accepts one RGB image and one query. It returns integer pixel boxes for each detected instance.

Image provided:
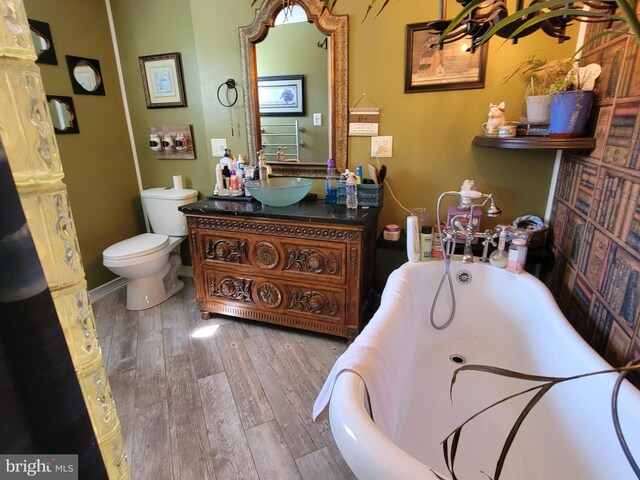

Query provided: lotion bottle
[214,163,223,194]
[407,215,420,263]
[489,227,509,268]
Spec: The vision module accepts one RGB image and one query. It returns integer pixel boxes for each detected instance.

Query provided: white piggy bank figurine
[483,101,506,136]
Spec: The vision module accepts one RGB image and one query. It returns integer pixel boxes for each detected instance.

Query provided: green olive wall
[21,0,579,289]
[340,1,577,230]
[24,0,144,289]
[112,0,577,230]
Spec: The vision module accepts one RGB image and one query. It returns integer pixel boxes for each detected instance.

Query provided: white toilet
[103,187,198,310]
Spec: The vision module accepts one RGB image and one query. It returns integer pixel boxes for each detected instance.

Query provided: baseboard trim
[179,265,194,278]
[89,277,127,303]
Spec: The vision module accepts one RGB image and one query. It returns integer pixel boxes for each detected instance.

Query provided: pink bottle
[506,235,528,274]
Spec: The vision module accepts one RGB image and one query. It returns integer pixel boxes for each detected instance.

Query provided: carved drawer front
[282,283,345,324]
[280,241,345,285]
[200,232,250,266]
[203,267,346,325]
[204,269,255,304]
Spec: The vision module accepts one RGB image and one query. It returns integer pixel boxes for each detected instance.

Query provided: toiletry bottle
[431,224,444,259]
[258,151,270,181]
[230,170,238,190]
[355,165,363,184]
[237,154,245,173]
[406,215,421,263]
[345,171,358,209]
[222,165,231,189]
[420,225,432,261]
[489,227,509,268]
[506,233,528,274]
[325,158,339,204]
[243,166,254,197]
[214,163,223,195]
[220,149,231,169]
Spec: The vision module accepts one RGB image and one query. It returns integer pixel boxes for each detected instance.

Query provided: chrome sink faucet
[436,180,502,264]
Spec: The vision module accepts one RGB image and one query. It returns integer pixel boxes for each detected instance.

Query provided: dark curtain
[0,142,107,479]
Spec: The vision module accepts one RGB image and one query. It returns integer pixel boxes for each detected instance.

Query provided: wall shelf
[472,135,596,151]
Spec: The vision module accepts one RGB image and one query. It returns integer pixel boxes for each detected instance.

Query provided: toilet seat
[103,233,169,262]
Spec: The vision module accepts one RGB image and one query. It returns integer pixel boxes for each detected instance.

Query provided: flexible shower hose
[429,192,458,330]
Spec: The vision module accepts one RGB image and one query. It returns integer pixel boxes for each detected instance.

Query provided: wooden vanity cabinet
[181,203,379,341]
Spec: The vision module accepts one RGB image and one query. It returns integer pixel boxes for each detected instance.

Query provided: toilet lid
[103,233,169,261]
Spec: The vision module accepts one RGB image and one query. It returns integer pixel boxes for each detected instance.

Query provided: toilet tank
[141,187,198,236]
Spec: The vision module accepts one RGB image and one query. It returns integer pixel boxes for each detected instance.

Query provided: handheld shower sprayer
[430,180,502,331]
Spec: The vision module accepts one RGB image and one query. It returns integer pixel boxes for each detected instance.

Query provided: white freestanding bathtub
[322,261,640,480]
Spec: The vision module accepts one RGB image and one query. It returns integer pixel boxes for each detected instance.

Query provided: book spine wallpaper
[548,18,640,373]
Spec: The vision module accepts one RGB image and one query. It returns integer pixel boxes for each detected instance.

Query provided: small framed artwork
[138,52,187,108]
[405,22,487,93]
[258,75,305,116]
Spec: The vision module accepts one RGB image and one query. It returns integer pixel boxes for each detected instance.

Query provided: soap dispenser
[220,149,231,169]
[489,225,509,268]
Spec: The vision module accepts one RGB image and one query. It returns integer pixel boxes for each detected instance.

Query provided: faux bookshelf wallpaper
[547,21,640,370]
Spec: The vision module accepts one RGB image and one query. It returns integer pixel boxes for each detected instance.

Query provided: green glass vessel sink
[246,177,313,207]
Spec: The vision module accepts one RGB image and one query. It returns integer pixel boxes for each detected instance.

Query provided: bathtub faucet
[477,224,513,263]
[437,180,502,264]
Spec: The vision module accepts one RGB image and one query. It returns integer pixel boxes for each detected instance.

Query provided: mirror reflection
[28,19,57,65]
[255,6,328,164]
[240,0,348,177]
[73,61,101,92]
[47,96,79,134]
[65,55,105,96]
[30,29,49,56]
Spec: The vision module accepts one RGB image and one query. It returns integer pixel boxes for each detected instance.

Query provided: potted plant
[503,56,574,124]
[503,56,600,135]
[547,61,601,137]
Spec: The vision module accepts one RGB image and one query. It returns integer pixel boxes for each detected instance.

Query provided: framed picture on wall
[257,75,305,116]
[138,52,187,108]
[405,22,487,93]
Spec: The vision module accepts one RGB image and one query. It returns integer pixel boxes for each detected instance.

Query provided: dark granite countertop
[179,199,379,226]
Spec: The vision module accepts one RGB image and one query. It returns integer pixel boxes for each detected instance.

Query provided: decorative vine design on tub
[205,238,248,263]
[284,247,339,275]
[288,289,339,316]
[209,275,254,302]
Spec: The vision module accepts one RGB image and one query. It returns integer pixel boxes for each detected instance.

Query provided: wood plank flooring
[93,278,355,480]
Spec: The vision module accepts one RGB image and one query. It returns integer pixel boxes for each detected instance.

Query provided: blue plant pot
[549,90,595,138]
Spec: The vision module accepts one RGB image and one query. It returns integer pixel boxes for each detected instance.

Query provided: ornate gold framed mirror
[239,0,348,177]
